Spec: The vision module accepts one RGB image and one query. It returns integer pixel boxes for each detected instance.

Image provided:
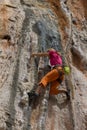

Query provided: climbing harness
[52,65,64,84]
[57,68,64,84]
[52,64,70,84]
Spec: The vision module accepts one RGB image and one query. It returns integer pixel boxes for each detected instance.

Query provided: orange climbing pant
[39,66,64,95]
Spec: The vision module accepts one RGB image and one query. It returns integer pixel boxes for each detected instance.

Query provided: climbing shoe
[65,90,70,100]
[27,90,39,106]
[27,91,39,97]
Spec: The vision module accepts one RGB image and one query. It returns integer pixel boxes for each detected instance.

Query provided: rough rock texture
[0,0,87,130]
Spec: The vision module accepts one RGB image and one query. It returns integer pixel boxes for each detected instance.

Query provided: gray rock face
[0,0,87,130]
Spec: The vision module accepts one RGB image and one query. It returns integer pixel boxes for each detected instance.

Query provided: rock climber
[28,48,70,102]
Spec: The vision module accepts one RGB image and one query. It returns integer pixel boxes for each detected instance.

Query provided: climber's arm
[31,52,49,57]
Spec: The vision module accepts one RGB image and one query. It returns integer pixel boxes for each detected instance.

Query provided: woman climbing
[28,48,70,101]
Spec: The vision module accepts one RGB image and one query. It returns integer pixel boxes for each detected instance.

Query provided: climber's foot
[27,91,39,97]
[27,90,39,106]
[65,90,70,100]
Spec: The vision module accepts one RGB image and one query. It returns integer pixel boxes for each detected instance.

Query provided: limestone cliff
[0,0,87,130]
